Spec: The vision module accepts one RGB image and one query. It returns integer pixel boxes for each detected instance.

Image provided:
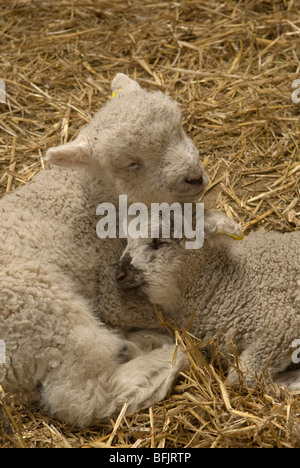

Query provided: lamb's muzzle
[116,253,145,290]
[185,176,205,186]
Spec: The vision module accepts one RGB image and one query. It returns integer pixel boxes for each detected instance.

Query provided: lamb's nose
[116,270,127,282]
[185,176,203,185]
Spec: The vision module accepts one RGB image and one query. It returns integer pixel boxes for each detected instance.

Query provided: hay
[1,330,300,448]
[0,0,300,448]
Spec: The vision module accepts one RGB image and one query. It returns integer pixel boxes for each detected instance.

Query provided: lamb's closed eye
[150,238,173,250]
[127,162,143,171]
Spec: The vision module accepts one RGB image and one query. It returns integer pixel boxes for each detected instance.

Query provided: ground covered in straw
[0,0,300,448]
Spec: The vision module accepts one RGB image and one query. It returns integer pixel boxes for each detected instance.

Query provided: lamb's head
[116,234,185,314]
[115,209,243,314]
[46,73,208,204]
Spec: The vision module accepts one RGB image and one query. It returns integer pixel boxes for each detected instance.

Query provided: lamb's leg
[111,344,188,416]
[225,349,256,387]
[226,338,297,388]
[227,362,300,394]
[274,369,300,393]
[41,322,188,427]
[2,259,188,427]
[124,329,174,353]
[225,307,300,388]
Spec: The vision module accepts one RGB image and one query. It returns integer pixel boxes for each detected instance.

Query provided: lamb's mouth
[173,184,207,202]
[115,255,145,291]
[178,188,205,201]
[116,275,145,291]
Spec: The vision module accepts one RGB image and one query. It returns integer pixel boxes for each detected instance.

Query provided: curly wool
[118,227,300,388]
[0,167,189,427]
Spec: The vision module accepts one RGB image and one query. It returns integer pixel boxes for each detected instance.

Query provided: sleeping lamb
[116,214,300,390]
[0,73,212,427]
[101,210,243,330]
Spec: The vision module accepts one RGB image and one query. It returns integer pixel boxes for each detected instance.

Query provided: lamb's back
[0,168,108,301]
[183,230,300,343]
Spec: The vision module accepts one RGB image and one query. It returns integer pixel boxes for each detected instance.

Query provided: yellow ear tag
[111,88,122,99]
[218,231,244,241]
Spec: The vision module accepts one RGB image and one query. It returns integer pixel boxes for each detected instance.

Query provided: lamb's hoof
[225,368,240,386]
[126,329,174,353]
[117,342,140,363]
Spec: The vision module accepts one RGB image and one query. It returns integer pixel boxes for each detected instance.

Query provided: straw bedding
[0,0,300,448]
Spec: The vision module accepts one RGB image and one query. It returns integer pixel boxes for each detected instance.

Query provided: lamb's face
[115,235,185,312]
[115,209,243,311]
[91,92,208,204]
[46,73,208,205]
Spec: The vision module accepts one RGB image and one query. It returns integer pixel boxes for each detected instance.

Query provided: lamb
[1,72,214,426]
[0,166,192,427]
[116,214,300,390]
[101,210,244,330]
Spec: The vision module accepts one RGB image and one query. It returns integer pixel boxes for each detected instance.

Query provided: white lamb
[0,73,213,427]
[116,213,300,390]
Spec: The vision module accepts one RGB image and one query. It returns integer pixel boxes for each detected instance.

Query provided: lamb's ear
[45,137,92,168]
[111,73,141,94]
[204,211,244,241]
